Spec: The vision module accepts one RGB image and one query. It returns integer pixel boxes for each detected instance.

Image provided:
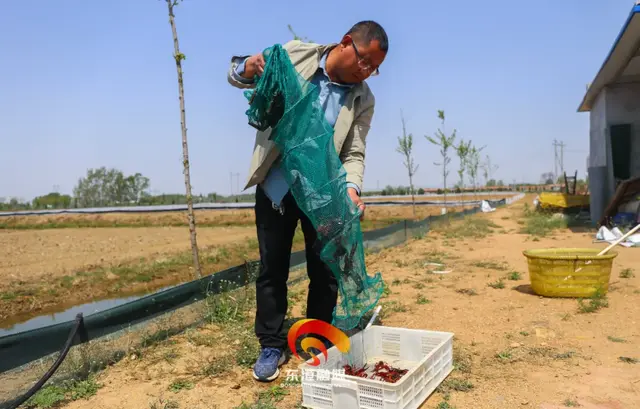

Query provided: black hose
[3,313,85,409]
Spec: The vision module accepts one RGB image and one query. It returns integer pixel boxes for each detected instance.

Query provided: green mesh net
[243,43,384,331]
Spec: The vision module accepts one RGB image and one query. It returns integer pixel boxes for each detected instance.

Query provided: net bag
[243,43,384,330]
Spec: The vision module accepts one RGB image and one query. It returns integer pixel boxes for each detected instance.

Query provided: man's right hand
[241,53,265,79]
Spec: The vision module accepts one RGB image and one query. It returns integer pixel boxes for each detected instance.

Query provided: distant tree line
[367,183,513,197]
[0,166,589,212]
[0,166,255,211]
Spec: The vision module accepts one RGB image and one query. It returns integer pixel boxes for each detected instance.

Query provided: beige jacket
[227,40,376,193]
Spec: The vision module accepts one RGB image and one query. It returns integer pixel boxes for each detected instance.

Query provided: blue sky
[0,0,636,201]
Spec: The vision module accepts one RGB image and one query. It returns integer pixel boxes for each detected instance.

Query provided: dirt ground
[46,197,640,409]
[1,226,255,287]
[0,196,499,229]
[0,204,474,292]
[0,204,481,327]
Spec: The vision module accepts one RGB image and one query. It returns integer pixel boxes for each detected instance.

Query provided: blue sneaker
[252,347,286,382]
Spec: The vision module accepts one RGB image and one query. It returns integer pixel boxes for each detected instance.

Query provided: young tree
[396,113,419,217]
[455,139,472,190]
[426,110,456,207]
[480,154,499,187]
[466,144,485,201]
[166,0,202,279]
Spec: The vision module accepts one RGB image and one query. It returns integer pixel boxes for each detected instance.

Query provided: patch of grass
[577,288,608,313]
[236,333,261,368]
[140,327,183,348]
[382,281,392,298]
[564,398,580,407]
[619,356,638,364]
[520,209,568,237]
[258,385,289,402]
[235,386,290,409]
[391,278,401,286]
[507,271,522,280]
[379,301,408,319]
[416,295,431,305]
[488,279,505,289]
[453,346,472,374]
[520,331,530,336]
[68,378,100,400]
[440,217,499,239]
[473,261,507,271]
[437,378,474,393]
[456,288,478,296]
[203,290,249,325]
[150,399,180,409]
[394,259,409,268]
[620,268,634,278]
[163,350,179,364]
[423,252,447,265]
[168,379,195,393]
[413,282,425,290]
[436,401,456,409]
[607,336,626,343]
[0,291,17,301]
[60,275,75,289]
[26,385,66,408]
[26,378,101,408]
[202,354,233,377]
[495,350,512,361]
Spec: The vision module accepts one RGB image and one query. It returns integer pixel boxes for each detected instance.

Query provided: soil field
[0,194,510,230]
[19,196,640,409]
[1,226,255,288]
[0,205,476,327]
[364,193,510,202]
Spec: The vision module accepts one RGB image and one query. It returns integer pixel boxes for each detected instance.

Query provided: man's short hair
[346,20,389,53]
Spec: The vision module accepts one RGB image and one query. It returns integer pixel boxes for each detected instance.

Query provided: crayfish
[343,364,369,378]
[343,361,409,383]
[371,361,408,383]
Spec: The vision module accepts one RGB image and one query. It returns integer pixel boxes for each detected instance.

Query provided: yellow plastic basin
[522,248,618,298]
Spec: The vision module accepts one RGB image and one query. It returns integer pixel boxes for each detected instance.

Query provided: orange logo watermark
[287,319,350,366]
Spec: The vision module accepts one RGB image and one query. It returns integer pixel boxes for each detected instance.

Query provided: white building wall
[589,89,608,168]
[604,83,640,177]
[588,82,640,225]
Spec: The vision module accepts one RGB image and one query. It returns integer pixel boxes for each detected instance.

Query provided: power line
[552,139,566,180]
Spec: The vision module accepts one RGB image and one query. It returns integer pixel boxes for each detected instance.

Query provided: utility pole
[560,141,565,176]
[552,140,566,181]
[553,139,558,181]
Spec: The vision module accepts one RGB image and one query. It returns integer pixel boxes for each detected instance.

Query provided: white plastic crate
[297,325,454,409]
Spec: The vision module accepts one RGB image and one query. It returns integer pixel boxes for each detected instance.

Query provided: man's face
[333,34,386,84]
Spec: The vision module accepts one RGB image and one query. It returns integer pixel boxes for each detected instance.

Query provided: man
[227,20,388,382]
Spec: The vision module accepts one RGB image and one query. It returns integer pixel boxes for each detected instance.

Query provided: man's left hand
[348,187,366,221]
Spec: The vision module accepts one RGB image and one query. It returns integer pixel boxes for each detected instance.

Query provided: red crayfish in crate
[343,361,409,383]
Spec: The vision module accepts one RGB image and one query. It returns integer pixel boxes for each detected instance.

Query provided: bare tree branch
[166,0,202,279]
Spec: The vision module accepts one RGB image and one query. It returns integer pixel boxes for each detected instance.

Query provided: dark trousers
[254,185,338,349]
